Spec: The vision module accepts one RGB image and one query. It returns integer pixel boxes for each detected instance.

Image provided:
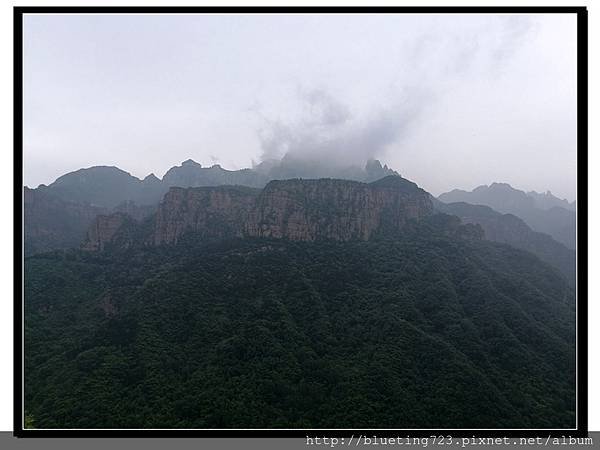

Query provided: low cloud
[256,86,429,169]
[255,15,534,171]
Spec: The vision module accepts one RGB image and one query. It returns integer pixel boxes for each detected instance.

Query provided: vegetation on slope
[24,217,575,429]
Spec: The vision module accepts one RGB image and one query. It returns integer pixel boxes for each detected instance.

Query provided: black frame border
[13,5,589,439]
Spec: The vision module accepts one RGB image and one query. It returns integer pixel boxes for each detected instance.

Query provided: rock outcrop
[153,186,260,245]
[245,177,432,242]
[25,186,157,256]
[82,212,135,251]
[86,176,434,249]
[24,187,108,256]
[112,200,156,222]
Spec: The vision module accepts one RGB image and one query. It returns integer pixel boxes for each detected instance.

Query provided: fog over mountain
[25,157,576,289]
[21,12,579,431]
[438,183,576,249]
[24,13,576,200]
[25,172,576,429]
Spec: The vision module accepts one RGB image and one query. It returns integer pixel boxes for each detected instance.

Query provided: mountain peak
[438,182,575,249]
[487,182,515,190]
[143,173,160,183]
[182,159,201,167]
[365,159,383,170]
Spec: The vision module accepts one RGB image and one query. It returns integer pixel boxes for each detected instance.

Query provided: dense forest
[24,215,575,429]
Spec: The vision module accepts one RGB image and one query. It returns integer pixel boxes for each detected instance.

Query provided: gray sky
[23,13,577,200]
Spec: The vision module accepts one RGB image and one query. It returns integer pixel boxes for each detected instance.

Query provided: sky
[23,13,577,200]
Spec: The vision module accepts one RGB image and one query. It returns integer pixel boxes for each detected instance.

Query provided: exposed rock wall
[245,178,432,241]
[82,213,133,251]
[24,187,108,255]
[84,176,434,250]
[84,176,434,249]
[148,176,433,245]
[153,186,260,245]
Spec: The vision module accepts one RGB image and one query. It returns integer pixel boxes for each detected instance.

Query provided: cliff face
[24,187,108,256]
[246,178,432,241]
[25,186,158,256]
[112,200,156,222]
[153,186,260,245]
[82,213,134,251]
[86,176,434,249]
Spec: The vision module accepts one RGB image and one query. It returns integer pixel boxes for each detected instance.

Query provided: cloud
[255,85,431,168]
[299,87,351,127]
[254,16,536,171]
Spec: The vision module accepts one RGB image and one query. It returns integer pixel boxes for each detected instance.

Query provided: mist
[23,13,577,200]
[254,86,426,170]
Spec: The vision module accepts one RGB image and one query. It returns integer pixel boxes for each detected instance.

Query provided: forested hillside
[24,216,575,429]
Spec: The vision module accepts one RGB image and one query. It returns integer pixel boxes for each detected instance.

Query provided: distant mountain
[37,166,165,209]
[434,199,575,286]
[24,187,108,256]
[32,158,399,210]
[254,155,398,183]
[438,183,576,249]
[162,159,267,190]
[24,186,156,257]
[24,159,400,255]
[527,190,576,212]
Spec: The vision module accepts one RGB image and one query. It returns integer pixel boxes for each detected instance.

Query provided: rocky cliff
[24,187,108,256]
[25,187,157,256]
[82,213,135,251]
[153,185,260,245]
[86,176,434,249]
[245,177,432,241]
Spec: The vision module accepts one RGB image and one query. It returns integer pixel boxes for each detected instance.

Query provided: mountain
[85,178,575,291]
[83,176,435,250]
[434,200,575,286]
[37,166,166,208]
[25,163,578,300]
[438,183,576,249]
[162,159,266,189]
[24,187,156,257]
[25,159,399,255]
[24,212,575,428]
[33,158,398,210]
[527,190,576,212]
[24,187,108,256]
[254,155,398,183]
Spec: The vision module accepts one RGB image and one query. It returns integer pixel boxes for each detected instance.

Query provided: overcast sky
[23,13,577,200]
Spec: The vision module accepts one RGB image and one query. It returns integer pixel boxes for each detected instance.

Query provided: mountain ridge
[83,176,437,250]
[25,159,577,290]
[438,183,576,249]
[23,162,577,429]
[31,158,399,208]
[434,199,575,285]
